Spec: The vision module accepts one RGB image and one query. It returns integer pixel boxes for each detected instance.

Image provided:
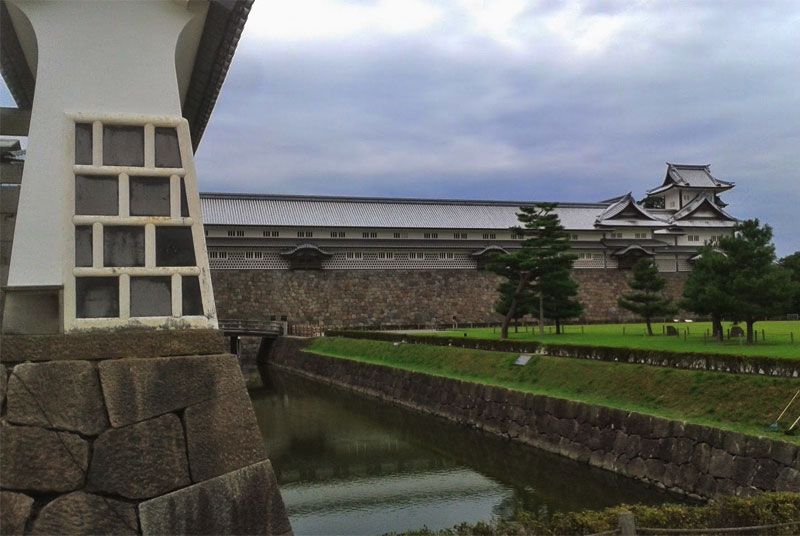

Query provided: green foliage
[540,267,584,332]
[485,203,575,338]
[617,258,676,335]
[384,493,800,536]
[779,251,800,314]
[313,335,800,440]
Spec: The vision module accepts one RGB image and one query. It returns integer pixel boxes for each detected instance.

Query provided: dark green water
[250,368,682,536]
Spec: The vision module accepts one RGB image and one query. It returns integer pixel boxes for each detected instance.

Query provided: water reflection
[250,368,682,536]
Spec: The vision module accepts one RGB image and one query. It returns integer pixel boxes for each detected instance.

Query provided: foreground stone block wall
[0,339,291,535]
[211,269,688,326]
[269,337,799,499]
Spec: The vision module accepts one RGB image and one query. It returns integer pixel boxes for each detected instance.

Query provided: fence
[590,513,800,536]
[289,323,324,337]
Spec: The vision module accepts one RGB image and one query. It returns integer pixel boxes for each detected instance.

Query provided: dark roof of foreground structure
[0,0,253,150]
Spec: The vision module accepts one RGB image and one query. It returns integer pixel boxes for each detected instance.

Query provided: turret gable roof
[595,193,669,227]
[669,192,737,223]
[646,163,734,195]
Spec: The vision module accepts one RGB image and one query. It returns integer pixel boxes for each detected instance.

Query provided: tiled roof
[670,192,737,223]
[647,164,734,195]
[199,193,611,231]
[594,193,669,226]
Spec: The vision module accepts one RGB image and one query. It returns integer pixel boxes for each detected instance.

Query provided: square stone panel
[76,277,119,318]
[104,226,145,267]
[75,175,118,216]
[103,125,144,167]
[75,225,93,267]
[155,227,196,267]
[154,127,181,168]
[74,123,93,165]
[130,277,172,317]
[129,177,170,217]
[182,276,203,316]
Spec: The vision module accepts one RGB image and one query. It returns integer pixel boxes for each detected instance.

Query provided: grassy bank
[308,337,800,442]
[386,493,800,536]
[425,320,800,359]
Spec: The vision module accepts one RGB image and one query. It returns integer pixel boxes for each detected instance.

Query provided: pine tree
[541,268,584,334]
[778,251,800,315]
[485,203,574,339]
[617,258,676,335]
[680,245,733,341]
[719,220,795,343]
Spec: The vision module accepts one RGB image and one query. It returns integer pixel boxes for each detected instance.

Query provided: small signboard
[514,355,532,366]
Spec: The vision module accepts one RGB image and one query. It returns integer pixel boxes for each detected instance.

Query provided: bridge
[218,319,287,354]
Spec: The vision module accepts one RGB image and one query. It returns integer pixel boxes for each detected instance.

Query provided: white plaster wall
[7,0,207,288]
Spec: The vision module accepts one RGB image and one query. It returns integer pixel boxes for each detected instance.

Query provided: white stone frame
[64,112,217,331]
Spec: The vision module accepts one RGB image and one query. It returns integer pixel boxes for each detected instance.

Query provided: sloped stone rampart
[30,492,138,535]
[138,460,292,536]
[0,349,290,535]
[211,269,688,325]
[6,361,108,434]
[268,337,800,498]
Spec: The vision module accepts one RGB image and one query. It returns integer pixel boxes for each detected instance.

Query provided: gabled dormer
[669,192,737,224]
[643,164,734,212]
[595,193,669,228]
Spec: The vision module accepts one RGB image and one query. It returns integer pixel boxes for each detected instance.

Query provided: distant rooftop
[647,163,734,195]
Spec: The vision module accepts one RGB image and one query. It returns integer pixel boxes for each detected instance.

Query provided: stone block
[0,425,88,492]
[722,431,747,456]
[98,354,243,427]
[751,459,779,490]
[627,457,647,479]
[183,386,267,482]
[775,467,800,492]
[672,437,696,465]
[0,492,34,535]
[731,456,757,486]
[770,441,798,467]
[678,463,700,491]
[138,460,291,536]
[88,414,190,499]
[31,492,138,535]
[744,436,772,459]
[692,442,712,471]
[708,448,735,479]
[7,361,109,435]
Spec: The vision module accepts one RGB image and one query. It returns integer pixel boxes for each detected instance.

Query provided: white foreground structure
[1,0,251,333]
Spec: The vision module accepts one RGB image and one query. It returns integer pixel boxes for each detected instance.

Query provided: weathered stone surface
[0,491,34,535]
[88,414,190,499]
[0,329,224,364]
[775,467,800,492]
[31,492,138,535]
[0,425,88,492]
[138,460,291,536]
[708,448,735,479]
[212,268,688,325]
[7,361,108,435]
[751,459,779,490]
[731,456,757,485]
[770,441,798,467]
[98,354,243,427]
[0,364,7,411]
[183,386,267,482]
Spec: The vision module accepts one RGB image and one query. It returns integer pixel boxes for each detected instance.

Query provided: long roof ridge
[199,191,611,208]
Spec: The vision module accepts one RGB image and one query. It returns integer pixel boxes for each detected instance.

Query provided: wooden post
[762,329,765,341]
[687,326,690,335]
[618,512,636,536]
[581,325,584,334]
[791,332,794,343]
[623,326,626,335]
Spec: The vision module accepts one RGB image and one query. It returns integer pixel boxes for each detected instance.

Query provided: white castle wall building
[201,163,737,274]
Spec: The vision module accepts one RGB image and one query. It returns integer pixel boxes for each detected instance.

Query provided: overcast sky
[2,1,798,255]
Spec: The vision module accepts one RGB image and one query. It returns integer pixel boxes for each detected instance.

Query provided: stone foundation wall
[268,337,799,499]
[211,269,688,326]
[0,346,290,535]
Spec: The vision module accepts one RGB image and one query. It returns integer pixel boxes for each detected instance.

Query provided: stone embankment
[268,337,800,500]
[0,330,291,535]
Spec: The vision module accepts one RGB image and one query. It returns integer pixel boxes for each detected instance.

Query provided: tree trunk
[538,293,544,336]
[712,313,723,342]
[645,317,653,336]
[746,319,754,344]
[500,297,517,339]
[555,318,561,334]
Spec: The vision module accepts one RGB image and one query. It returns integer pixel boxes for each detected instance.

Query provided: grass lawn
[424,320,800,359]
[308,337,800,443]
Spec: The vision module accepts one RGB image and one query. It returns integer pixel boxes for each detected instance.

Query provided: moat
[250,368,682,535]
